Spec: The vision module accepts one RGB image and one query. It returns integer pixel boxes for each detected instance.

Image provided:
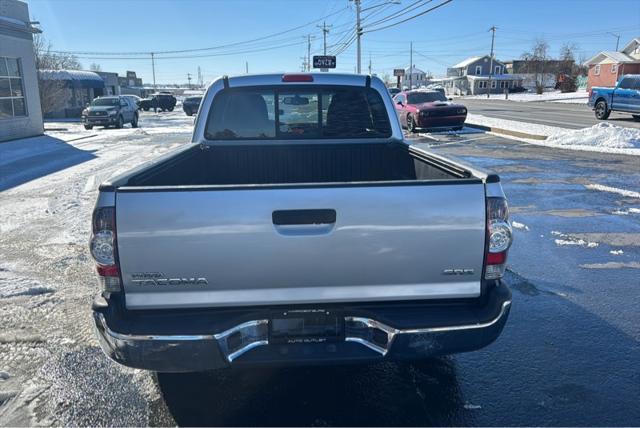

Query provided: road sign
[313,55,336,69]
[393,68,405,77]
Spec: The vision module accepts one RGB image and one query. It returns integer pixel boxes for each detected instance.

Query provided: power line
[69,40,306,60]
[364,0,430,28]
[365,0,454,33]
[48,6,349,56]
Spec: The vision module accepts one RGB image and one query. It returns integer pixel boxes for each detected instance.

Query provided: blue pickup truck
[588,74,640,120]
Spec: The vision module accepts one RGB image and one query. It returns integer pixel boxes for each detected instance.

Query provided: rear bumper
[93,282,511,372]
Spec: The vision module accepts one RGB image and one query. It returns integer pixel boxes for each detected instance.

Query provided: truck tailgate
[116,184,486,309]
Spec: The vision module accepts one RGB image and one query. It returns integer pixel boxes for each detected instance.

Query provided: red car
[393,90,467,132]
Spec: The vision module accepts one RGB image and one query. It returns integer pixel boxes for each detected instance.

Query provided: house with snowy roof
[402,65,430,89]
[439,55,522,95]
[584,37,640,90]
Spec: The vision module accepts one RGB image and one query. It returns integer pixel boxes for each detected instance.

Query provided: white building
[0,0,43,142]
[403,66,429,89]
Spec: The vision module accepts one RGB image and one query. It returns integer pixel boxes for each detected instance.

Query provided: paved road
[1,118,639,426]
[459,98,640,130]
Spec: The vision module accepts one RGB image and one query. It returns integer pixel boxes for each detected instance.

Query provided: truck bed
[124,142,469,188]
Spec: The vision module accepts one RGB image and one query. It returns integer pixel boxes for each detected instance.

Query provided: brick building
[584,38,640,90]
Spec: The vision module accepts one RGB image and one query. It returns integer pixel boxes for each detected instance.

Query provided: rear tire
[407,114,417,133]
[84,124,93,130]
[595,100,610,120]
[168,106,174,112]
[143,107,149,111]
[131,114,139,128]
[115,115,124,129]
[632,114,640,121]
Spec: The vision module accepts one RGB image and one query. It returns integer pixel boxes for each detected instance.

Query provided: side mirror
[396,100,403,106]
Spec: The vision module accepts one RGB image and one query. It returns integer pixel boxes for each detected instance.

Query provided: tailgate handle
[272,209,336,225]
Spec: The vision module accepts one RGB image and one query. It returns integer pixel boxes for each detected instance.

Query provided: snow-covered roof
[621,37,640,54]
[451,56,483,68]
[0,15,41,33]
[583,51,639,65]
[39,70,104,82]
[405,66,426,74]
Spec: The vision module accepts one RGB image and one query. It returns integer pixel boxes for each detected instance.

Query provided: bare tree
[33,34,82,70]
[557,42,579,92]
[89,63,102,72]
[33,34,82,116]
[521,38,549,94]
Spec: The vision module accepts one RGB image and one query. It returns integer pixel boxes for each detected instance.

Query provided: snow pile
[466,114,640,155]
[551,231,598,248]
[512,221,530,231]
[545,123,640,150]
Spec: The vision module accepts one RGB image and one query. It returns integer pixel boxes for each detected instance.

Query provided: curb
[465,123,548,140]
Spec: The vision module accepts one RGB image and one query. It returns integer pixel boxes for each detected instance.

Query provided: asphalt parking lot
[459,98,640,130]
[1,115,638,426]
[151,131,640,426]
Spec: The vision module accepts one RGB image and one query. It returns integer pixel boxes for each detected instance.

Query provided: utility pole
[317,21,332,55]
[307,34,312,71]
[409,41,413,89]
[487,26,496,98]
[197,66,202,87]
[187,73,192,89]
[245,61,249,74]
[150,52,157,91]
[368,52,372,75]
[354,0,362,73]
[608,32,621,51]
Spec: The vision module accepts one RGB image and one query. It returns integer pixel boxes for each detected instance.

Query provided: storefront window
[0,57,27,118]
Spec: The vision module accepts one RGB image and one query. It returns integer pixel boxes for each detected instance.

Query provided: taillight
[485,197,512,280]
[282,74,314,82]
[90,206,121,292]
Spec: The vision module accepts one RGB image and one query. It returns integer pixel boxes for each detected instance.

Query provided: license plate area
[270,309,344,344]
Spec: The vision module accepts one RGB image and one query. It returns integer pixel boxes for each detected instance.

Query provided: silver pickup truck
[90,73,512,372]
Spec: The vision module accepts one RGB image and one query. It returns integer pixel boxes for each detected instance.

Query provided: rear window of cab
[204,86,392,140]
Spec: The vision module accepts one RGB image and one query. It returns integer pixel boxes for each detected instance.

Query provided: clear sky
[26,0,640,84]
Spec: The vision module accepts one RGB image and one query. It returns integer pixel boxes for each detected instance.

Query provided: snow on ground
[466,113,563,136]
[551,231,599,248]
[544,123,640,150]
[511,221,530,231]
[461,90,588,103]
[584,184,640,199]
[0,110,193,425]
[466,114,640,156]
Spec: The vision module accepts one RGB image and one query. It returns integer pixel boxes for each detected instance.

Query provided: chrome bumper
[93,298,511,372]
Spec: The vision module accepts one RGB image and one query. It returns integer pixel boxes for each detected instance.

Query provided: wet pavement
[1,118,638,426]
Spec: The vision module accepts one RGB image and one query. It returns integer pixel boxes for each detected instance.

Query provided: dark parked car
[388,87,401,97]
[138,93,177,112]
[393,90,467,132]
[182,96,202,116]
[121,95,142,110]
[81,96,139,130]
